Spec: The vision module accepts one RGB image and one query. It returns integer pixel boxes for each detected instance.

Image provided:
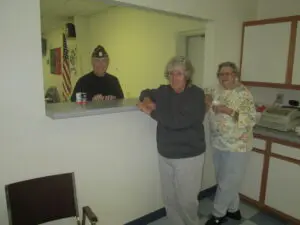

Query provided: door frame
[176,29,206,57]
[176,29,206,87]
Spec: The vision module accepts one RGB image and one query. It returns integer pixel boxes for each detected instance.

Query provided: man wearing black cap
[70,45,124,102]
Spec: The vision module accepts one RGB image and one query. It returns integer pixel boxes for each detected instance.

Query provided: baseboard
[124,185,217,225]
[124,208,166,225]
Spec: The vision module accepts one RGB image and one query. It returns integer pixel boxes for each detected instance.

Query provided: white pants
[212,148,250,217]
[158,154,205,225]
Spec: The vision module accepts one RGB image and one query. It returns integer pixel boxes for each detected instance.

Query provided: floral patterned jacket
[205,84,256,152]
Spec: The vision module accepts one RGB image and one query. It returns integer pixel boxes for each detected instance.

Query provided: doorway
[176,29,217,191]
[176,30,205,88]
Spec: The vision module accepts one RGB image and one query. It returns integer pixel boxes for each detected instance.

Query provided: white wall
[112,0,257,21]
[0,0,257,224]
[248,86,300,105]
[257,0,300,19]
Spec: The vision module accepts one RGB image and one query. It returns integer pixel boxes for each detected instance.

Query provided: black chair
[5,172,98,225]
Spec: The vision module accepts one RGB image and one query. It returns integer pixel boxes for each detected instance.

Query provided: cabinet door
[241,22,291,83]
[240,151,264,201]
[253,138,266,151]
[292,21,300,85]
[265,157,300,220]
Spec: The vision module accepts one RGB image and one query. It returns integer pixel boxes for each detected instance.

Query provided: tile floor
[149,196,293,225]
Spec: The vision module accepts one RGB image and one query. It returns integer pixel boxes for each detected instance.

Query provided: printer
[257,106,300,132]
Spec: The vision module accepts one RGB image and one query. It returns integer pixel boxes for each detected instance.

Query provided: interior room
[41,0,206,103]
[1,0,300,225]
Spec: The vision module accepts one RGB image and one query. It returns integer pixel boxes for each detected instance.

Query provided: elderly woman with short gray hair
[137,56,206,225]
[204,62,256,225]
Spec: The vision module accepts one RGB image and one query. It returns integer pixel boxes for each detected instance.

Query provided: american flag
[62,33,72,101]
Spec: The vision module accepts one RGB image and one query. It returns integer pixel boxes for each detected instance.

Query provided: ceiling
[40,0,116,34]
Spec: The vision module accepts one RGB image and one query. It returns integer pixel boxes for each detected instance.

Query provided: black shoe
[226,210,242,220]
[205,216,227,225]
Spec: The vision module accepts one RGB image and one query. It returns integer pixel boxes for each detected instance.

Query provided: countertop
[253,126,300,145]
[46,100,300,145]
[46,98,139,119]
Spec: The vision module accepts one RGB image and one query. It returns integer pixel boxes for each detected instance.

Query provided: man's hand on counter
[104,95,116,101]
[92,94,104,101]
[92,94,116,101]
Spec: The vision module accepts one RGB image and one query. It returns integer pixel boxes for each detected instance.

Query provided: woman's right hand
[137,98,156,115]
[143,97,156,110]
[205,95,213,108]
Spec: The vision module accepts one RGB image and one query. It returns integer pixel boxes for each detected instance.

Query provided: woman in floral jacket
[204,62,256,225]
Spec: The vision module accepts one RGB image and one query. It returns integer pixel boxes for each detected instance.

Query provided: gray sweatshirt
[139,85,206,159]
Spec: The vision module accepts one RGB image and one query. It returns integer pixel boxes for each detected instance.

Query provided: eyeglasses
[217,72,234,77]
[168,71,184,77]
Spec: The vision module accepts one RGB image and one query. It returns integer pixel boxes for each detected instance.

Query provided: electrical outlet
[275,93,284,104]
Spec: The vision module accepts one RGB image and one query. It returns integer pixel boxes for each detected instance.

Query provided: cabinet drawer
[271,143,300,161]
[253,138,266,150]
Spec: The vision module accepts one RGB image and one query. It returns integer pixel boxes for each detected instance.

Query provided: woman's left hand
[212,104,233,115]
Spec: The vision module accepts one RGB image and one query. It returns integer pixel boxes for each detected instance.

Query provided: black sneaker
[205,216,227,225]
[226,210,242,220]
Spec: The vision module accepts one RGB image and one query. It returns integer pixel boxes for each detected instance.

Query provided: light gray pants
[158,153,205,225]
[212,148,250,217]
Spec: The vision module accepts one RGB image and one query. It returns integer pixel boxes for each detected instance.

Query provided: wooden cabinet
[240,151,264,201]
[253,138,266,150]
[265,143,300,220]
[292,21,300,85]
[241,22,291,84]
[271,143,300,160]
[240,16,300,90]
[265,157,300,220]
[240,135,300,224]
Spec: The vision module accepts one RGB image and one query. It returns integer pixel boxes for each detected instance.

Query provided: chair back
[5,172,79,225]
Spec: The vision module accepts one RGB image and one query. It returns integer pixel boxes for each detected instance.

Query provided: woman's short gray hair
[217,61,240,78]
[164,56,194,84]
